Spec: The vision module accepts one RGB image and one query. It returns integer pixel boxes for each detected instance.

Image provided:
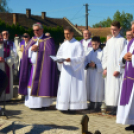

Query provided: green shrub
[0,19,64,46]
[75,37,83,41]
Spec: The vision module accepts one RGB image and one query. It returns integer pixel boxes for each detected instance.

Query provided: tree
[0,0,11,12]
[93,10,133,32]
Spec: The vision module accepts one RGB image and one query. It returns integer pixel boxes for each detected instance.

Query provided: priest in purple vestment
[116,21,134,132]
[0,31,16,101]
[19,23,58,109]
[18,33,30,76]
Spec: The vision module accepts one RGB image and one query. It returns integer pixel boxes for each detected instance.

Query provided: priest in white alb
[116,21,134,132]
[80,29,92,101]
[56,26,87,111]
[119,29,133,81]
[102,21,126,115]
[85,36,104,111]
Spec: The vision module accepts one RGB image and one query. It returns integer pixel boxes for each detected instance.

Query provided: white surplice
[0,43,14,101]
[117,40,134,125]
[86,48,104,102]
[56,38,87,110]
[82,39,92,56]
[25,35,52,108]
[82,39,92,100]
[102,34,126,106]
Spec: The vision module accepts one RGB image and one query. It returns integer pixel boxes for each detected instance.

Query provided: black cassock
[0,69,8,97]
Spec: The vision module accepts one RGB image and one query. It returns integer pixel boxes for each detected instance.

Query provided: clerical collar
[93,48,99,52]
[68,38,75,42]
[113,33,120,38]
[37,34,43,40]
[3,39,8,41]
[84,38,91,41]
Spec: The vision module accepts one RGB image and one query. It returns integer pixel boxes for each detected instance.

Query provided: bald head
[83,29,91,40]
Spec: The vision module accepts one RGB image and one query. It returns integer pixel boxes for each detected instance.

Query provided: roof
[0,13,82,37]
[77,26,111,37]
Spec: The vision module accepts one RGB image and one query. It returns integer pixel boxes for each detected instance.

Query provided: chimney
[13,13,18,25]
[41,12,46,20]
[75,24,77,28]
[26,9,31,18]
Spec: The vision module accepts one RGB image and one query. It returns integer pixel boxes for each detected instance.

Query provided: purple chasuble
[19,34,58,97]
[80,39,92,47]
[4,40,13,94]
[120,38,134,105]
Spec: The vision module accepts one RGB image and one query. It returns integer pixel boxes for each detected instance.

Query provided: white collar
[66,38,75,43]
[84,38,91,41]
[37,34,43,40]
[113,33,121,38]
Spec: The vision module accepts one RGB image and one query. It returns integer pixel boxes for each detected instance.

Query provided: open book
[50,56,66,62]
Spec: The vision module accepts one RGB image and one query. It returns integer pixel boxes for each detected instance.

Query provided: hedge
[0,19,64,46]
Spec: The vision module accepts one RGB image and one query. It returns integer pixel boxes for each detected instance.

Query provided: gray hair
[83,29,91,34]
[131,20,134,25]
[32,23,43,29]
[2,30,9,34]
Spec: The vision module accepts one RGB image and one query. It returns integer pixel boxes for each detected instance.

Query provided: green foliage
[0,19,64,46]
[75,37,83,41]
[100,37,106,43]
[0,0,11,12]
[93,17,112,28]
[93,10,133,35]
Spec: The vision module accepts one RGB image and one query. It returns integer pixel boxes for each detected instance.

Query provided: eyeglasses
[33,29,40,32]
[126,34,132,36]
[23,36,29,38]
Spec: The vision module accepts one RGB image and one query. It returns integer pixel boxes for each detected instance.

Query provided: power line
[70,15,85,20]
[71,6,83,20]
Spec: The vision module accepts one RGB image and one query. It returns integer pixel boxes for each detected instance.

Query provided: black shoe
[108,110,114,115]
[125,125,134,131]
[94,107,101,112]
[88,102,95,110]
[68,110,76,114]
[94,102,101,112]
[108,107,117,115]
[112,110,116,115]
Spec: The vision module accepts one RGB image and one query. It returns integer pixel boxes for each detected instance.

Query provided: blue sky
[8,0,134,27]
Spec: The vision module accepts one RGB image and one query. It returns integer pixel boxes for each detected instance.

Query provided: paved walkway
[0,100,132,134]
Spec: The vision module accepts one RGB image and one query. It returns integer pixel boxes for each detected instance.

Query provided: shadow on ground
[0,122,79,134]
[0,109,22,120]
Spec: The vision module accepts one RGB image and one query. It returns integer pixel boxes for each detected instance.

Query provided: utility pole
[84,3,90,30]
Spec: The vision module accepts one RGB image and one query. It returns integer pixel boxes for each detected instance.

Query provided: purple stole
[120,38,134,105]
[20,40,25,48]
[19,34,58,97]
[80,39,92,47]
[4,41,13,94]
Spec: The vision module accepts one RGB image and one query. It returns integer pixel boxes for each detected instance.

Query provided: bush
[75,37,83,41]
[0,19,64,46]
[100,37,106,43]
